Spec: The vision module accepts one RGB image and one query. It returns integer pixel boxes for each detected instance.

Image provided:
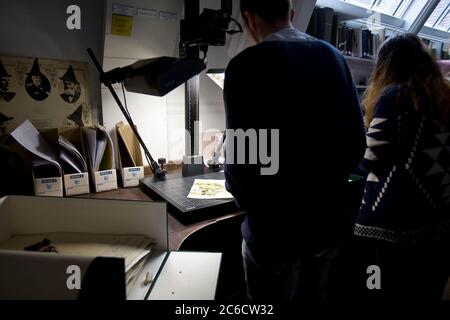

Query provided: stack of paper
[84,125,116,172]
[11,120,62,177]
[32,158,61,179]
[0,232,154,296]
[58,135,88,174]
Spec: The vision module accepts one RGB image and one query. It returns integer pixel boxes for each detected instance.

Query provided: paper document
[0,233,154,274]
[97,125,116,170]
[58,135,88,173]
[84,126,116,172]
[11,120,62,175]
[32,157,61,179]
[187,179,234,199]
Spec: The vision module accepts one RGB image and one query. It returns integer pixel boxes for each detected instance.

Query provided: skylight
[425,0,450,32]
[340,0,412,17]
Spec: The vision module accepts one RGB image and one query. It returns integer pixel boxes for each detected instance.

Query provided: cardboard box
[0,195,168,300]
[83,126,118,193]
[121,166,145,187]
[63,173,90,196]
[33,176,63,197]
[116,122,145,188]
[40,127,91,196]
[93,169,118,192]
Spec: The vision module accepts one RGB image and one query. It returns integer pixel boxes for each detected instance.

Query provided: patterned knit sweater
[354,84,450,243]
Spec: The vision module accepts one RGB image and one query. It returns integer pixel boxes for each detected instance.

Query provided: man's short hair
[240,0,292,24]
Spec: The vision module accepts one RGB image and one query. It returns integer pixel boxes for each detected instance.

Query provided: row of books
[337,26,385,59]
[308,6,450,62]
[10,120,144,197]
[421,38,450,60]
[307,7,385,59]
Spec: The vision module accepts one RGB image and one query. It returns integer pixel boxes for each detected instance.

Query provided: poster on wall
[0,55,92,137]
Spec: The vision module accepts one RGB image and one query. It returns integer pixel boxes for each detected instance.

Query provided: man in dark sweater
[224,0,366,300]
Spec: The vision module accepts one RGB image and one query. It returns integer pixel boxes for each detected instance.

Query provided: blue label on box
[70,174,84,180]
[128,168,141,172]
[100,171,113,176]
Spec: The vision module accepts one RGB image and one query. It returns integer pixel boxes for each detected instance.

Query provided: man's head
[31,75,42,87]
[0,60,12,92]
[240,0,294,43]
[60,66,80,97]
[63,80,76,95]
[0,113,13,135]
[0,77,9,92]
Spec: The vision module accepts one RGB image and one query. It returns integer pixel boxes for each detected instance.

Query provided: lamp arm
[86,48,166,178]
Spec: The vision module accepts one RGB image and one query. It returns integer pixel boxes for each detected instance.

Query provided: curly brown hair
[363,33,450,129]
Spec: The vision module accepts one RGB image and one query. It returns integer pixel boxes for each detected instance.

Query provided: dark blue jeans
[242,240,339,301]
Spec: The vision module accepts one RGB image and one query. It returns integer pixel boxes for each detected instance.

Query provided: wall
[102,0,319,163]
[102,0,230,163]
[0,0,107,123]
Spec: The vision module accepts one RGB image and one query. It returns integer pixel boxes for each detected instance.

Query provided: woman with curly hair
[354,33,450,300]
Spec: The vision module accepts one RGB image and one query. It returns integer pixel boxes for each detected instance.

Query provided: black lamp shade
[124,57,206,97]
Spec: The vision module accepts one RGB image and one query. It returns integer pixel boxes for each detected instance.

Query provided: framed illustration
[0,55,92,137]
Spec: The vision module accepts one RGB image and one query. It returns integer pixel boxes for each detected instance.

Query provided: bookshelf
[420,37,450,60]
[305,0,450,89]
[308,0,450,59]
[306,5,381,86]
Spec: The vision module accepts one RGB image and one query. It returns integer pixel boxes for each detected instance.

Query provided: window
[425,0,450,32]
[375,0,404,15]
[340,0,412,17]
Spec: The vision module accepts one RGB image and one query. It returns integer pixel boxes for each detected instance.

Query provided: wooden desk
[77,185,244,251]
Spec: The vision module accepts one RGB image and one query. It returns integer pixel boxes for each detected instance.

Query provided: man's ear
[244,11,254,29]
[243,11,258,41]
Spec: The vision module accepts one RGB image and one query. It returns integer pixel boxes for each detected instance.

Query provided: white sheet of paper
[84,127,97,170]
[10,120,62,175]
[94,132,107,171]
[84,126,115,172]
[58,135,88,173]
[0,233,154,273]
[187,179,233,199]
[97,124,116,169]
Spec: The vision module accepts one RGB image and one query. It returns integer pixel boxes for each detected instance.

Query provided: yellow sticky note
[111,14,133,36]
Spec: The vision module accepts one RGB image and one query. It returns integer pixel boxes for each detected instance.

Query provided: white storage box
[0,195,168,300]
[120,166,145,188]
[33,176,64,197]
[93,169,118,192]
[63,173,90,196]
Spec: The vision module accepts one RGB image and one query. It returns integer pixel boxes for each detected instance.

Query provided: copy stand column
[181,0,204,177]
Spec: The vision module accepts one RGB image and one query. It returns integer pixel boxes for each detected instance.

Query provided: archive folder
[41,127,90,196]
[116,122,144,187]
[10,120,63,197]
[83,125,118,192]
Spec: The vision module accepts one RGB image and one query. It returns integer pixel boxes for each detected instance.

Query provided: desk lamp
[88,0,241,179]
[88,50,205,178]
